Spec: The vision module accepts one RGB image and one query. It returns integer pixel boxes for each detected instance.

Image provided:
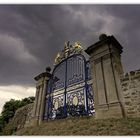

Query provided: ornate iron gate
[44,42,94,120]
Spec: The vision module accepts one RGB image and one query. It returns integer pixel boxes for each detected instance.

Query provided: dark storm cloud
[98,5,140,72]
[0,5,139,86]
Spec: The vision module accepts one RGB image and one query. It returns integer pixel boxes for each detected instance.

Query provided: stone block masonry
[121,69,140,118]
[3,103,34,134]
[85,34,124,119]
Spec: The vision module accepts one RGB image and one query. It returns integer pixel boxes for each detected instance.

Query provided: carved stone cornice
[34,72,52,81]
[85,35,123,55]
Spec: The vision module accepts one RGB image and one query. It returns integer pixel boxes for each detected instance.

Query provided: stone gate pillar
[32,67,51,125]
[85,34,125,119]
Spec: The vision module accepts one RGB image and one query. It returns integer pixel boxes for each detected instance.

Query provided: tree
[0,116,4,133]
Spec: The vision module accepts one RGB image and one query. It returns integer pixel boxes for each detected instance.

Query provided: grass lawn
[14,116,140,136]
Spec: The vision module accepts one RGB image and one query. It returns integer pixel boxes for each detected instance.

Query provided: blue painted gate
[44,44,94,120]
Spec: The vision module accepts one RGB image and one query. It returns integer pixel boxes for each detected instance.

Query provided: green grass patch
[14,116,140,136]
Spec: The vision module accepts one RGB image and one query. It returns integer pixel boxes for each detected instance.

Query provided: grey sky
[0,5,140,87]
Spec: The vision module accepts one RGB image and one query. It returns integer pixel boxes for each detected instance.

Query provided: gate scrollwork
[44,42,94,120]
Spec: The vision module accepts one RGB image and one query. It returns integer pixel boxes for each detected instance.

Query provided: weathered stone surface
[121,69,140,118]
[86,34,124,119]
[13,103,34,129]
[3,103,34,134]
[32,69,52,126]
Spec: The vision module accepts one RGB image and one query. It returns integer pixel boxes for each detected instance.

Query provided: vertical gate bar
[84,60,89,114]
[64,60,67,117]
[46,80,50,120]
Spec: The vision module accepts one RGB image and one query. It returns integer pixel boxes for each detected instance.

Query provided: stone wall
[121,69,140,118]
[3,103,34,135]
[13,103,34,129]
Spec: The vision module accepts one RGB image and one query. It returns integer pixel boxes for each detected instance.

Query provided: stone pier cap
[34,67,52,81]
[85,34,123,55]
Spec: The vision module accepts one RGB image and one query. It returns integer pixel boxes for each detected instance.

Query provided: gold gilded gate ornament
[54,41,83,65]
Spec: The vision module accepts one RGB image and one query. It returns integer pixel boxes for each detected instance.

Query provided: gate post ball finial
[99,34,107,41]
[46,67,51,73]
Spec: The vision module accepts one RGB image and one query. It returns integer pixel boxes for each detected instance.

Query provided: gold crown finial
[74,42,83,49]
[54,52,61,64]
[54,41,83,66]
[64,41,70,55]
[64,41,70,49]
